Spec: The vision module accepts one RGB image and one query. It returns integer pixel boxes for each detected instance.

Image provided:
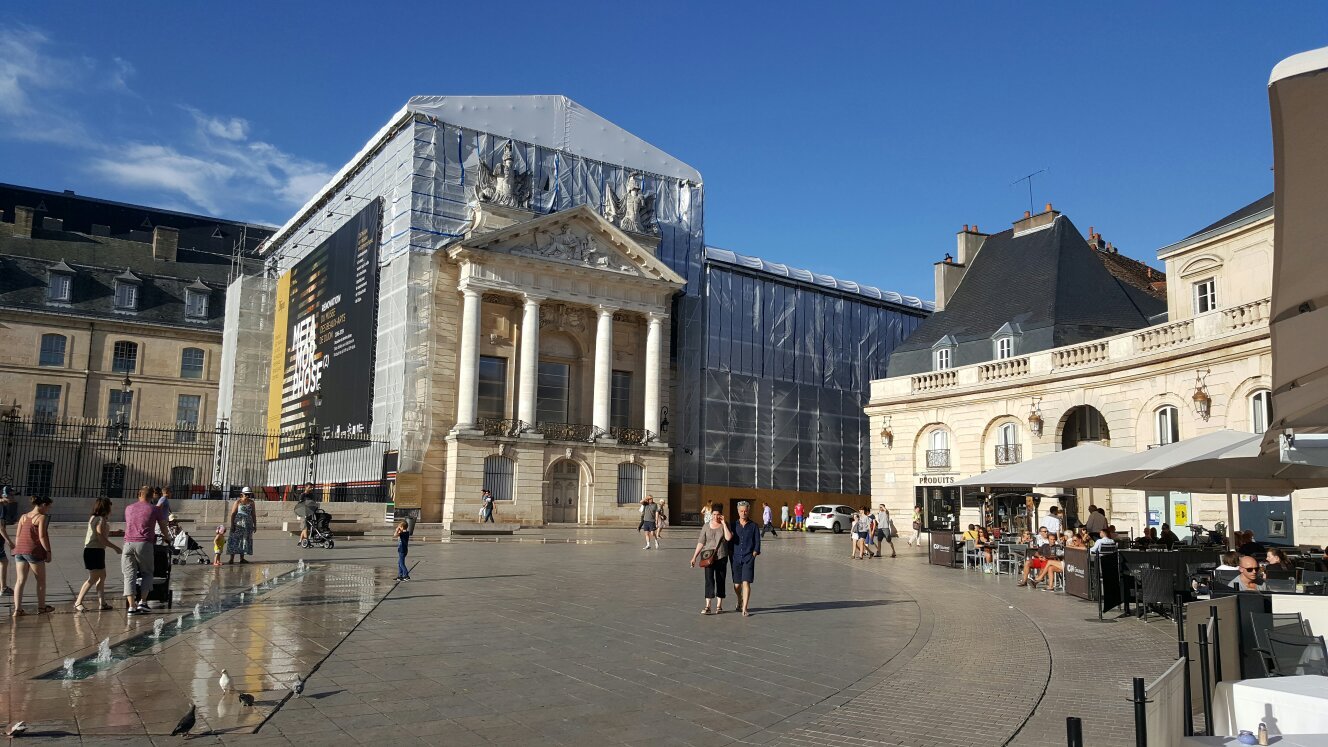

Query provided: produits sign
[266,200,382,458]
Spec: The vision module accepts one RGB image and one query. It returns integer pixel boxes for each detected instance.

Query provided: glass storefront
[916,486,960,531]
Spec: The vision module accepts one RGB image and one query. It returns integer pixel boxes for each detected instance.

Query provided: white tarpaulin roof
[952,443,1125,488]
[1269,46,1328,435]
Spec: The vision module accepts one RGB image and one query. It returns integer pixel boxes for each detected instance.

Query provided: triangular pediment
[455,205,685,286]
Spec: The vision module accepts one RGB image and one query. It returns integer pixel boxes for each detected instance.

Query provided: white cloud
[0,26,91,144]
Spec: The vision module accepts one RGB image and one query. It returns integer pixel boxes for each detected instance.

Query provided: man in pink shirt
[123,485,171,614]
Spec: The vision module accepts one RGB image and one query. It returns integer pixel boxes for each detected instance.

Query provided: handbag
[698,548,716,568]
[912,520,921,531]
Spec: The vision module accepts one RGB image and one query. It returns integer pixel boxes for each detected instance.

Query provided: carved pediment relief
[539,302,588,332]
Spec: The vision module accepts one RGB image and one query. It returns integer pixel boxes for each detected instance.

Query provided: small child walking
[212,525,227,567]
[393,519,411,580]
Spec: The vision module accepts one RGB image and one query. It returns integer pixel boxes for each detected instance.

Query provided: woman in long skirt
[226,487,259,564]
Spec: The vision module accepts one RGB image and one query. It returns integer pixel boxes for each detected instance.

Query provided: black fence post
[1197,622,1214,735]
[1132,677,1148,747]
[1179,640,1194,737]
[1209,606,1222,683]
[1066,716,1084,747]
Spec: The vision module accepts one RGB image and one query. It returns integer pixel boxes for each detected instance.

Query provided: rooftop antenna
[1012,169,1047,215]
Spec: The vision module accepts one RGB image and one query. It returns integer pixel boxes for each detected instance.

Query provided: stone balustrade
[1052,341,1109,369]
[1135,318,1195,352]
[910,370,957,392]
[978,357,1030,382]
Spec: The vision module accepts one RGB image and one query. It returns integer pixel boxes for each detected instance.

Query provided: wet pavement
[2,524,1177,745]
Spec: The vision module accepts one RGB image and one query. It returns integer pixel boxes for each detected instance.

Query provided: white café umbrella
[1268,46,1328,435]
[952,443,1126,488]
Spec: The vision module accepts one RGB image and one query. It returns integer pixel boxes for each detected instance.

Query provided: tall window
[108,389,133,424]
[39,334,66,367]
[1250,390,1273,435]
[1193,278,1217,314]
[185,288,209,319]
[610,370,632,429]
[931,429,950,451]
[1155,405,1179,446]
[996,422,1020,465]
[175,394,201,443]
[180,347,205,379]
[994,336,1013,360]
[616,463,643,504]
[111,340,138,373]
[25,461,53,499]
[933,347,952,371]
[114,280,138,310]
[536,362,570,423]
[100,463,125,499]
[48,272,72,302]
[34,384,61,421]
[477,356,508,420]
[169,466,195,494]
[482,455,514,501]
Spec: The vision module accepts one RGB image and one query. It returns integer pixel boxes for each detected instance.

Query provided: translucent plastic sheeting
[699,262,926,496]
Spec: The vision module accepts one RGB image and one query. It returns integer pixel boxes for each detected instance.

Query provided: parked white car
[806,504,854,533]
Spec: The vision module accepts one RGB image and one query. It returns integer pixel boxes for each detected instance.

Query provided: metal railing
[926,449,951,469]
[532,421,598,443]
[477,418,523,437]
[609,426,656,445]
[995,444,1022,465]
[0,414,391,502]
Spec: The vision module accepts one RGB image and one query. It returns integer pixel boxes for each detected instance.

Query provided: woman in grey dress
[226,487,259,564]
[689,503,733,615]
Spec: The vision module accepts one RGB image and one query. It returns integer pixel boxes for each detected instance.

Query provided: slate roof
[0,223,238,330]
[888,215,1165,372]
[1184,192,1274,239]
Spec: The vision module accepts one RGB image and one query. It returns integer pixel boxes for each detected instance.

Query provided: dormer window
[991,322,1022,360]
[47,260,75,302]
[184,279,210,319]
[932,335,957,371]
[114,269,141,311]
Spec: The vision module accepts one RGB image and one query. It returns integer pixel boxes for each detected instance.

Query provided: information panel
[266,200,381,457]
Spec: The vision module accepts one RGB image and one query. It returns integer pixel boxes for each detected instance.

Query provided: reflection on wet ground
[3,560,397,737]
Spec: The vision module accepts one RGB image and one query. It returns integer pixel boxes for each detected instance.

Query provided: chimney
[1087,227,1105,251]
[13,205,34,238]
[152,226,179,262]
[957,223,988,265]
[1013,203,1060,235]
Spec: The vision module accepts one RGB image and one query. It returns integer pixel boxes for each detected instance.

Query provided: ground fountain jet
[63,657,76,677]
[95,638,111,664]
[177,614,186,629]
[153,618,165,638]
[194,603,202,618]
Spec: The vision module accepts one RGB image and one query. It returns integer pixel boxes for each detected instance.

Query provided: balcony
[884,297,1271,400]
[995,444,1022,465]
[477,418,522,437]
[609,426,656,446]
[532,421,599,443]
[926,449,951,469]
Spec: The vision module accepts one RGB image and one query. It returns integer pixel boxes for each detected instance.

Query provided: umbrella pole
[1225,478,1235,550]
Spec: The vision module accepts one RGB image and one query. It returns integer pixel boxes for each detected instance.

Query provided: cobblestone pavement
[1,524,1176,745]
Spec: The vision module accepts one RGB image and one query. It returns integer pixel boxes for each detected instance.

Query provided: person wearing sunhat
[226,487,259,564]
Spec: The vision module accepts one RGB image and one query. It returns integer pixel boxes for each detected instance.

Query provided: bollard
[1179,640,1194,737]
[1066,716,1084,747]
[1208,606,1223,683]
[1198,622,1215,735]
[1132,676,1149,747]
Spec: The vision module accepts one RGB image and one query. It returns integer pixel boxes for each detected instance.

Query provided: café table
[1210,676,1328,737]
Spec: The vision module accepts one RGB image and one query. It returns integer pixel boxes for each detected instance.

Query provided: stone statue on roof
[475,140,531,209]
[603,173,657,235]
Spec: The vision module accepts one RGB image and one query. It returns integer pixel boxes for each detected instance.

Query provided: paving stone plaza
[2,526,1178,746]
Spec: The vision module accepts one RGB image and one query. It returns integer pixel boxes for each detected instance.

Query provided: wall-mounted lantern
[1028,397,1044,438]
[1192,370,1211,421]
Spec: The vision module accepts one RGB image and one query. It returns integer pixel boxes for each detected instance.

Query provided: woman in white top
[73,497,122,611]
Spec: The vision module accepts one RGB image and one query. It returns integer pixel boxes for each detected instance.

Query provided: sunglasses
[1240,567,1258,572]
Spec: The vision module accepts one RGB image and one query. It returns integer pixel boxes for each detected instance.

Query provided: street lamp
[658,406,670,436]
[879,418,894,449]
[1192,370,1212,421]
[305,381,324,488]
[1,400,21,488]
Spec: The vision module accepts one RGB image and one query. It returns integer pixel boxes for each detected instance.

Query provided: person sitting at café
[1065,530,1087,550]
[1215,551,1241,572]
[977,526,995,568]
[1089,526,1118,556]
[961,524,980,544]
[1016,527,1054,587]
[1264,548,1292,572]
[1229,556,1268,591]
[1236,530,1266,558]
[1136,527,1159,548]
[1159,523,1180,547]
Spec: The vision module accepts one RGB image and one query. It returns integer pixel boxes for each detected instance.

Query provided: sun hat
[240,487,254,495]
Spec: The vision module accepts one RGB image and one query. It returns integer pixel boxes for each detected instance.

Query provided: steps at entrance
[449,522,520,536]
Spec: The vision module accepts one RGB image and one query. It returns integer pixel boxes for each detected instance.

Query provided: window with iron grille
[100,463,125,499]
[25,461,53,499]
[111,340,138,373]
[185,288,209,319]
[1250,390,1272,435]
[478,356,508,420]
[180,347,205,379]
[39,334,66,367]
[617,463,643,504]
[611,370,632,429]
[176,394,201,443]
[483,456,514,501]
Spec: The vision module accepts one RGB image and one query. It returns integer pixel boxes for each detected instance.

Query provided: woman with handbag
[689,502,733,615]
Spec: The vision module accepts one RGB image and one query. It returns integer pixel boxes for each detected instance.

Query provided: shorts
[1030,557,1048,570]
[875,529,887,540]
[856,531,870,541]
[14,553,45,564]
[642,521,657,532]
[83,547,107,570]
[731,559,755,584]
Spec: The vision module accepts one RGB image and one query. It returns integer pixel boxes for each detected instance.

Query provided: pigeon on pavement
[219,669,231,693]
[7,721,27,737]
[238,693,255,707]
[170,706,195,737]
[291,676,305,697]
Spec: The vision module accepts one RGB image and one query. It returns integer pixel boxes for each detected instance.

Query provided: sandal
[99,603,114,611]
[12,609,25,617]
[700,607,711,615]
[74,603,88,613]
[38,605,54,614]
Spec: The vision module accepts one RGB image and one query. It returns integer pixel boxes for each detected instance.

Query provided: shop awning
[951,443,1126,488]
[1268,46,1328,438]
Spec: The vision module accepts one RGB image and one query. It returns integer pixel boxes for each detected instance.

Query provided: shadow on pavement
[754,599,904,615]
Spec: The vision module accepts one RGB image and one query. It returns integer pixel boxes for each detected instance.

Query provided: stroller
[298,507,336,549]
[132,542,174,609]
[171,529,211,565]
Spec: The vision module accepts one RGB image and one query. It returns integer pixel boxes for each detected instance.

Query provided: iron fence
[926,449,951,469]
[995,444,1023,465]
[0,415,393,503]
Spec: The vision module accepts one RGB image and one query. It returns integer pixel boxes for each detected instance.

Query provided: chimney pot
[972,224,978,233]
[1089,226,1095,236]
[152,226,179,262]
[1045,202,1053,212]
[963,224,969,232]
[1024,211,1032,218]
[13,206,34,239]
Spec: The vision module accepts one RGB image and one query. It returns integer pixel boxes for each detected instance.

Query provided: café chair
[1302,570,1328,586]
[1264,568,1295,581]
[998,543,1025,576]
[1138,568,1176,621]
[1249,612,1312,676]
[1263,629,1328,677]
[962,539,983,571]
[1265,577,1297,592]
[1213,569,1239,588]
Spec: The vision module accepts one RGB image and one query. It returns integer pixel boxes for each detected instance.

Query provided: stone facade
[868,204,1328,545]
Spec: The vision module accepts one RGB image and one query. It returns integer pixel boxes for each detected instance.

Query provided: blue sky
[2,3,1324,299]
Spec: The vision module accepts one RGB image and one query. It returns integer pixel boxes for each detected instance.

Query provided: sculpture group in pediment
[539,302,588,332]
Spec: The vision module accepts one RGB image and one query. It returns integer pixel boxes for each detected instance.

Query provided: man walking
[875,505,897,558]
[481,489,495,523]
[730,501,761,616]
[123,485,171,614]
[761,503,778,537]
[640,495,660,549]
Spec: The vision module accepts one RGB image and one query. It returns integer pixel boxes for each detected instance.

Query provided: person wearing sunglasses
[1228,558,1268,591]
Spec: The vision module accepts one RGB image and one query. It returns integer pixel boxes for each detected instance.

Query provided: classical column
[517,294,542,427]
[592,305,615,434]
[644,312,663,439]
[454,286,482,430]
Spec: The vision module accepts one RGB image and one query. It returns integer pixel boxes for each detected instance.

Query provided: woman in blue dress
[226,487,259,564]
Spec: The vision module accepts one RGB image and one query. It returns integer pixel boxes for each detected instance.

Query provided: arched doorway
[544,460,581,524]
[1060,405,1110,449]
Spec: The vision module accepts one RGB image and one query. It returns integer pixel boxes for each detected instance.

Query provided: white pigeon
[219,669,231,693]
[7,721,27,737]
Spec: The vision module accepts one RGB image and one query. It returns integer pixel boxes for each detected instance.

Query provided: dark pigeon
[238,693,255,707]
[171,705,196,737]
